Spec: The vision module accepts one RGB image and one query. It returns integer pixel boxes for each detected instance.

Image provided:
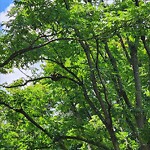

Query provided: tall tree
[0,0,150,149]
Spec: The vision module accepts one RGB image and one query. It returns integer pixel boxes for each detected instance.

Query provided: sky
[0,0,13,12]
[0,0,14,30]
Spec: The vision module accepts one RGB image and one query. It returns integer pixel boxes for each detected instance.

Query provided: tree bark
[130,42,150,150]
[129,41,144,129]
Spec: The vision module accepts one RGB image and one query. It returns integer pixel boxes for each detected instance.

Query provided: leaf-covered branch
[57,135,110,150]
[0,37,79,68]
[0,101,53,139]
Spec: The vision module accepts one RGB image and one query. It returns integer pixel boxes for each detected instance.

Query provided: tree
[0,0,150,149]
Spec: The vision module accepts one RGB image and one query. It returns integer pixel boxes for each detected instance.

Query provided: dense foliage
[0,0,150,149]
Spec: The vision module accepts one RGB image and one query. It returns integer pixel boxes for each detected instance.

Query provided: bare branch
[18,68,32,79]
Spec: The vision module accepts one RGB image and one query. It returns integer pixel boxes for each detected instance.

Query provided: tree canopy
[0,0,150,149]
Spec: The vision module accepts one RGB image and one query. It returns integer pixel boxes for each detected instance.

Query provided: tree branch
[41,57,83,85]
[0,101,52,139]
[1,75,81,88]
[0,101,108,149]
[55,135,110,150]
[75,29,109,118]
[104,42,131,108]
[0,37,79,68]
[117,33,131,64]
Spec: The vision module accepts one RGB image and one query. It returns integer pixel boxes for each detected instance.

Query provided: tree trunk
[130,42,144,129]
[129,41,150,150]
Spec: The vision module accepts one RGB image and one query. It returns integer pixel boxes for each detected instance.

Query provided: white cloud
[0,3,14,28]
[0,63,43,85]
[0,68,31,85]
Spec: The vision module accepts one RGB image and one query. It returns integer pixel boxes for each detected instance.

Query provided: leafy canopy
[0,0,150,149]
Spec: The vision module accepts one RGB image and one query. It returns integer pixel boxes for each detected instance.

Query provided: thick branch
[0,101,108,149]
[41,58,104,122]
[128,40,144,128]
[0,32,117,68]
[74,30,121,150]
[58,135,110,150]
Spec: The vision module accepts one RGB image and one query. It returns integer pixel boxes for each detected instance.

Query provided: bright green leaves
[65,57,71,67]
[0,84,54,148]
[144,90,150,97]
[69,3,100,39]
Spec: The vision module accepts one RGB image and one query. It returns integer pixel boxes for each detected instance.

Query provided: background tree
[0,0,150,149]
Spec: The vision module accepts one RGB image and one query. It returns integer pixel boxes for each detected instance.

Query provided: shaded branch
[0,31,118,69]
[74,31,120,150]
[95,36,111,108]
[41,58,104,122]
[63,0,69,10]
[135,0,139,6]
[81,84,105,123]
[74,30,120,149]
[1,76,51,88]
[77,33,109,123]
